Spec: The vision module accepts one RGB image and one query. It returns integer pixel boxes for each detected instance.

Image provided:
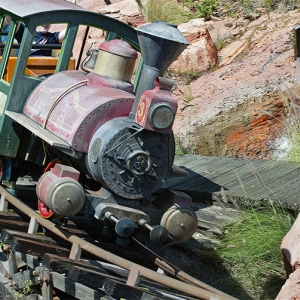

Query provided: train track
[0,185,238,300]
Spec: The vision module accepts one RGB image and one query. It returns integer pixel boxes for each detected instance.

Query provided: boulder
[276,269,300,300]
[276,214,300,299]
[98,0,144,27]
[169,19,218,73]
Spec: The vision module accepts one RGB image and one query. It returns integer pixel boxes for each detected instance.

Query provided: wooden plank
[44,254,176,297]
[12,269,40,288]
[0,229,57,245]
[0,219,29,232]
[86,259,129,277]
[0,271,39,299]
[41,280,53,300]
[246,168,300,201]
[169,155,300,209]
[0,282,11,299]
[42,253,110,276]
[15,252,40,269]
[102,278,169,300]
[0,211,24,221]
[67,265,124,289]
[11,236,70,258]
[51,271,105,299]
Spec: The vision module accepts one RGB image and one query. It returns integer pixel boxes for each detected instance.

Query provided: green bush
[195,0,219,20]
[142,0,191,24]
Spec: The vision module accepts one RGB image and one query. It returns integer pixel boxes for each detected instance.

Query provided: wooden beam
[11,237,70,258]
[51,271,105,299]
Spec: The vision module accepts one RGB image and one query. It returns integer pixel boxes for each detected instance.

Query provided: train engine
[7,22,198,245]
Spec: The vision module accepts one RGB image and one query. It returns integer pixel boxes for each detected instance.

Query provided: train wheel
[38,159,61,219]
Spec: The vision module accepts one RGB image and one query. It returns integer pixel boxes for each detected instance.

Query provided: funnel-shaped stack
[129,21,189,119]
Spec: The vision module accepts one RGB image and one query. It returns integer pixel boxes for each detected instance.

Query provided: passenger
[1,16,14,42]
[30,24,66,56]
[1,17,25,44]
[0,16,19,55]
[2,19,66,56]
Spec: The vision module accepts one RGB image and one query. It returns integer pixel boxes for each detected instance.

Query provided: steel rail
[0,186,238,300]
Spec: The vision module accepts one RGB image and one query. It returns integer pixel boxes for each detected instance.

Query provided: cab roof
[0,0,86,18]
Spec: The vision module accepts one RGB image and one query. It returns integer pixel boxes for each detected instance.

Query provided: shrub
[142,0,191,24]
[195,0,219,20]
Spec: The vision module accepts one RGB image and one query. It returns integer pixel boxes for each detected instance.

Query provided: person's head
[37,24,51,34]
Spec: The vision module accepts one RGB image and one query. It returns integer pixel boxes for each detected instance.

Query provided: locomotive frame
[0,0,198,246]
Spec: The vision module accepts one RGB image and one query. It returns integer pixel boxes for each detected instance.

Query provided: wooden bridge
[164,155,300,210]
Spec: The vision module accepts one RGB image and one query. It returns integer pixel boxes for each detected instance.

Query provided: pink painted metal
[134,77,177,133]
[99,40,138,58]
[87,73,134,93]
[23,70,134,153]
[36,164,85,216]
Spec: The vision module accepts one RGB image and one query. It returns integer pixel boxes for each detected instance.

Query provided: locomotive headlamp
[134,77,177,132]
[149,103,175,130]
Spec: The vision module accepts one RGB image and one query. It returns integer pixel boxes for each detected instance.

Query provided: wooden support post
[69,242,82,261]
[35,267,53,300]
[8,251,17,276]
[28,216,39,234]
[0,193,8,212]
[42,279,53,300]
[126,267,140,287]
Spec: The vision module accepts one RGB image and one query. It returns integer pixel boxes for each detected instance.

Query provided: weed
[142,0,191,24]
[195,0,219,20]
[22,279,33,295]
[214,33,226,51]
[12,279,33,299]
[175,135,185,156]
[215,204,293,299]
[265,0,273,12]
[166,69,200,85]
[185,86,193,103]
[185,70,200,83]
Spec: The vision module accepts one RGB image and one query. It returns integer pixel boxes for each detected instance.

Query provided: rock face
[172,10,299,159]
[97,0,144,27]
[169,19,218,73]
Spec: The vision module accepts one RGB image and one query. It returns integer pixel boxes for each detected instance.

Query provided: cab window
[0,16,21,83]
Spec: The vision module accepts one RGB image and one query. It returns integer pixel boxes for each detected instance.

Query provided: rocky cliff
[173,10,299,160]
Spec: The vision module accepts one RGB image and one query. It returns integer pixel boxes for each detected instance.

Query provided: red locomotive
[0,0,197,245]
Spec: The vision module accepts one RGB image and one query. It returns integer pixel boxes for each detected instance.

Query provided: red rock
[169,19,218,73]
[276,270,300,300]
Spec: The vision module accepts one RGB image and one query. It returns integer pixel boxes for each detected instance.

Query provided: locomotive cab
[0,0,197,246]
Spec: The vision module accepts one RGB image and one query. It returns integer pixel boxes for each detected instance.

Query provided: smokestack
[129,21,189,119]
